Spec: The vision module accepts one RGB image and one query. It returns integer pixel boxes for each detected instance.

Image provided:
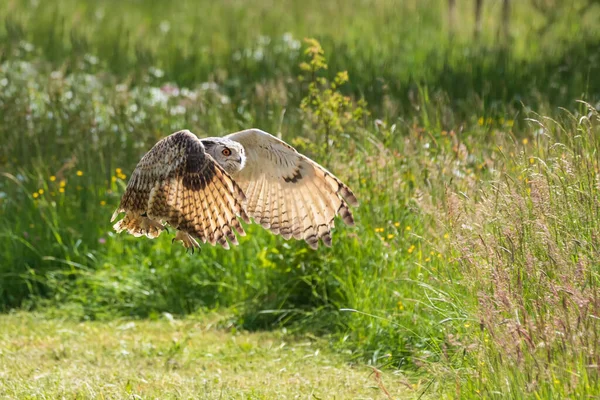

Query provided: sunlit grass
[1,0,600,398]
[0,312,413,399]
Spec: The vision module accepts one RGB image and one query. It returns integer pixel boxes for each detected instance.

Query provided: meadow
[1,0,600,398]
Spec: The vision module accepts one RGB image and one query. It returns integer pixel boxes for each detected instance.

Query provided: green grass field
[1,0,600,398]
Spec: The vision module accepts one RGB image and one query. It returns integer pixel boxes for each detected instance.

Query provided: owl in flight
[111,129,358,251]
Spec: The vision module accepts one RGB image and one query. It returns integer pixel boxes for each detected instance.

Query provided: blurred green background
[1,0,600,397]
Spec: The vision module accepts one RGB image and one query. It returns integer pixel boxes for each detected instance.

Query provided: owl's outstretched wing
[225,128,358,249]
[111,130,249,249]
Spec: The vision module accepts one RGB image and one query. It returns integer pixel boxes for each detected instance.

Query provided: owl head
[202,138,246,174]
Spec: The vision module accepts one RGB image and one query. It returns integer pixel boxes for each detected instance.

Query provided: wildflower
[397,301,404,310]
[529,157,535,164]
[441,130,447,136]
[38,189,44,195]
[554,379,560,385]
[76,170,83,176]
[405,226,411,231]
[464,323,471,328]
[507,119,514,127]
[394,222,400,227]
[100,200,106,206]
[425,257,431,262]
[32,192,39,198]
[59,180,66,188]
[478,117,484,126]
[111,176,117,183]
[407,245,415,254]
[116,168,122,174]
[437,253,442,258]
[119,173,127,180]
[387,234,395,239]
[522,138,528,145]
[50,176,56,182]
[443,233,449,239]
[375,227,384,233]
[59,188,65,193]
[98,237,106,244]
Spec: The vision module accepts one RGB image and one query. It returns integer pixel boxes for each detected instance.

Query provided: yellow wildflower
[375,227,384,233]
[76,170,83,176]
[477,117,484,126]
[111,176,117,183]
[116,168,122,174]
[529,157,535,164]
[32,192,39,199]
[387,234,395,239]
[38,189,44,195]
[407,245,415,254]
[507,119,514,127]
[464,323,471,328]
[425,257,431,262]
[50,176,56,182]
[522,138,528,145]
[397,301,404,310]
[100,200,106,206]
[394,222,400,227]
[59,188,65,193]
[443,233,449,239]
[405,226,411,231]
[59,180,66,188]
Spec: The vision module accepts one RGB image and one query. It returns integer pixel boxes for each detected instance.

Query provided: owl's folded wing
[111,129,249,249]
[225,128,358,249]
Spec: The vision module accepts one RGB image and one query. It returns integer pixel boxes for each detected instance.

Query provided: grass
[0,312,411,399]
[1,0,600,397]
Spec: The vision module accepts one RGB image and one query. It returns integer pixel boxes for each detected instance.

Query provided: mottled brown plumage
[113,128,358,251]
[111,130,249,251]
[219,129,359,249]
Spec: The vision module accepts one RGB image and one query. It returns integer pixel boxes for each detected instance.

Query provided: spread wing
[225,128,358,249]
[111,130,249,249]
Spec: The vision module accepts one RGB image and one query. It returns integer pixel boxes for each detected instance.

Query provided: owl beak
[237,157,243,163]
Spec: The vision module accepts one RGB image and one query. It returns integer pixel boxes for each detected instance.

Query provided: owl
[111,129,358,251]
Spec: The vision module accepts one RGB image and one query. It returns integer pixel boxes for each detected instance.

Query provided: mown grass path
[0,313,409,399]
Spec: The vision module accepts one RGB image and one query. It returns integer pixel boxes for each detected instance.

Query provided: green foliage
[299,38,369,155]
[1,0,600,397]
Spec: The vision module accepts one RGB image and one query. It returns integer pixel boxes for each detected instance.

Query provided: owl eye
[221,148,232,157]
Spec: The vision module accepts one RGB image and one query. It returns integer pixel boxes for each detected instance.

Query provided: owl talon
[173,230,201,253]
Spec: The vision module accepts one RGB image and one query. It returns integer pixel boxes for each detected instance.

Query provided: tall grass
[1,0,600,397]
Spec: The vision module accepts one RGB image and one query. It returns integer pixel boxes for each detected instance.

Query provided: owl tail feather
[113,212,165,239]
